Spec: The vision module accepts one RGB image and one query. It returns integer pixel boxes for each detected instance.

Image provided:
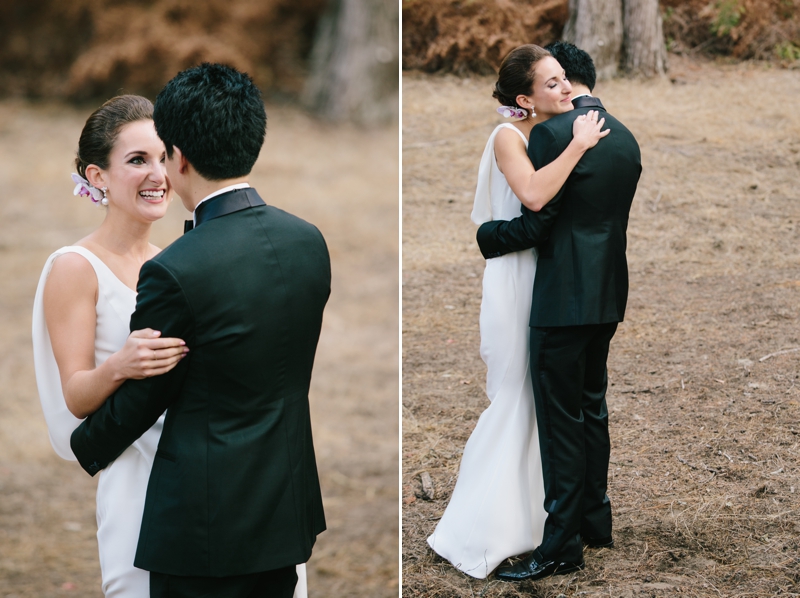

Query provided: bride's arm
[495,110,609,212]
[43,253,188,419]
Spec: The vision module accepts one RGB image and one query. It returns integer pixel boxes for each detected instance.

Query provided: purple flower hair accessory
[71,173,105,204]
[497,106,528,119]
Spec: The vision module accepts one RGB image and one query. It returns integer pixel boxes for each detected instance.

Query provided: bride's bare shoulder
[46,251,98,302]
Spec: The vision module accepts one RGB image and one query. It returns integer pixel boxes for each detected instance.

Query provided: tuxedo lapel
[194,188,266,228]
[571,96,605,110]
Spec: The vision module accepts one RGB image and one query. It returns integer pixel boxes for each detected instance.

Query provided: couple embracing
[428,43,641,581]
[33,63,328,597]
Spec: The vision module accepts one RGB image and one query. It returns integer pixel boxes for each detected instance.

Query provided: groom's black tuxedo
[477,99,641,564]
[71,188,329,577]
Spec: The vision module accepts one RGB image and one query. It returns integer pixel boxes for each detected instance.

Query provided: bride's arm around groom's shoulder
[476,123,565,259]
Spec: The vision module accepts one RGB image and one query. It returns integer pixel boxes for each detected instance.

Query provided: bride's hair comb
[497,106,528,119]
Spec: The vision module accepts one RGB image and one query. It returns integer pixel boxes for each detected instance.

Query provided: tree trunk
[563,0,624,80]
[302,0,398,125]
[622,0,667,76]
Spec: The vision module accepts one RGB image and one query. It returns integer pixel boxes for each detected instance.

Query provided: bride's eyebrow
[124,150,148,159]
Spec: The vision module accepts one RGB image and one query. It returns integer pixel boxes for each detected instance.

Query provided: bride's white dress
[427,123,547,578]
[32,246,308,597]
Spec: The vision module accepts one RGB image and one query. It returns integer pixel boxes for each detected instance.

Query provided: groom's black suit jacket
[477,99,641,325]
[71,188,330,577]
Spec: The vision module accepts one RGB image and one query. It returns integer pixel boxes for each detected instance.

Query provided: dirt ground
[0,101,398,596]
[402,56,800,597]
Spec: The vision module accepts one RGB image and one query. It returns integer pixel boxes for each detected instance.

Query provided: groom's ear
[172,146,190,175]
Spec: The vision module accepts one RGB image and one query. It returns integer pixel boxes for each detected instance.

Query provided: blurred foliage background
[0,0,398,124]
[402,0,800,74]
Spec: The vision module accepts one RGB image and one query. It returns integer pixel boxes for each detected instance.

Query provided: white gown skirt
[427,249,546,578]
[96,439,160,597]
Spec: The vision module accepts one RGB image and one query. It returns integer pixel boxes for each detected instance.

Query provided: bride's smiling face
[524,56,573,119]
[88,119,172,223]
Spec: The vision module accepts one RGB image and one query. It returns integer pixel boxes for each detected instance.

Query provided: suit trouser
[150,565,297,598]
[529,322,618,563]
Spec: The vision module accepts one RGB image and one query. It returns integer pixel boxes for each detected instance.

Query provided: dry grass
[0,101,398,597]
[402,55,800,597]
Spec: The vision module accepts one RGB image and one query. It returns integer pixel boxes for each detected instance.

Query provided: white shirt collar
[192,183,251,225]
[571,93,593,101]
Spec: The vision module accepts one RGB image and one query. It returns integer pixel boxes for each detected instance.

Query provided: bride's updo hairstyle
[75,95,154,179]
[492,44,552,109]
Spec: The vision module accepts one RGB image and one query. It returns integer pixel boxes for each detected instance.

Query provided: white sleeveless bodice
[32,246,164,461]
[471,123,532,224]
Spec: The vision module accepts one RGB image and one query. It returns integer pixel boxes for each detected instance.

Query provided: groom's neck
[570,83,592,97]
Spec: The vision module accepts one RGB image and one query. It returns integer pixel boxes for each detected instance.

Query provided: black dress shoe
[583,535,614,548]
[495,554,585,582]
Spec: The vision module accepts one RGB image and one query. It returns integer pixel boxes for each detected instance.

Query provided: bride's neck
[90,212,154,263]
[529,112,552,127]
[513,119,535,138]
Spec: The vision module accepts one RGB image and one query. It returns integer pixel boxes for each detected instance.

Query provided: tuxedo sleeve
[70,259,193,476]
[476,125,566,259]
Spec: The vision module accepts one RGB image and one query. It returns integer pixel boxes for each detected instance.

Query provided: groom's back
[161,204,329,404]
[528,106,641,326]
[134,201,330,577]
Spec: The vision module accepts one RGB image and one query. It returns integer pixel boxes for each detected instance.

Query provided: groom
[477,42,641,581]
[71,63,329,597]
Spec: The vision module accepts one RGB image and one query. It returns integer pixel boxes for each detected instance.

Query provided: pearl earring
[101,187,108,206]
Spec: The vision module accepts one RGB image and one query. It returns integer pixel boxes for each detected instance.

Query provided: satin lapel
[194,188,266,228]
[571,96,605,111]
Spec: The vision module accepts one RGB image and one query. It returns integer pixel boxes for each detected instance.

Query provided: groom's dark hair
[154,63,267,181]
[545,41,597,91]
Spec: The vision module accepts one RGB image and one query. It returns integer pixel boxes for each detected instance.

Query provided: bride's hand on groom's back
[111,329,189,381]
[572,110,610,151]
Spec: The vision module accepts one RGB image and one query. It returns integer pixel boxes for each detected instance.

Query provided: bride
[427,45,608,578]
[32,95,308,597]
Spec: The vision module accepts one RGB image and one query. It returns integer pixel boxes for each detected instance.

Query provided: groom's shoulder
[145,236,192,277]
[599,110,640,154]
[258,205,329,257]
[537,110,574,132]
[262,204,324,237]
[600,109,632,132]
[533,111,575,143]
